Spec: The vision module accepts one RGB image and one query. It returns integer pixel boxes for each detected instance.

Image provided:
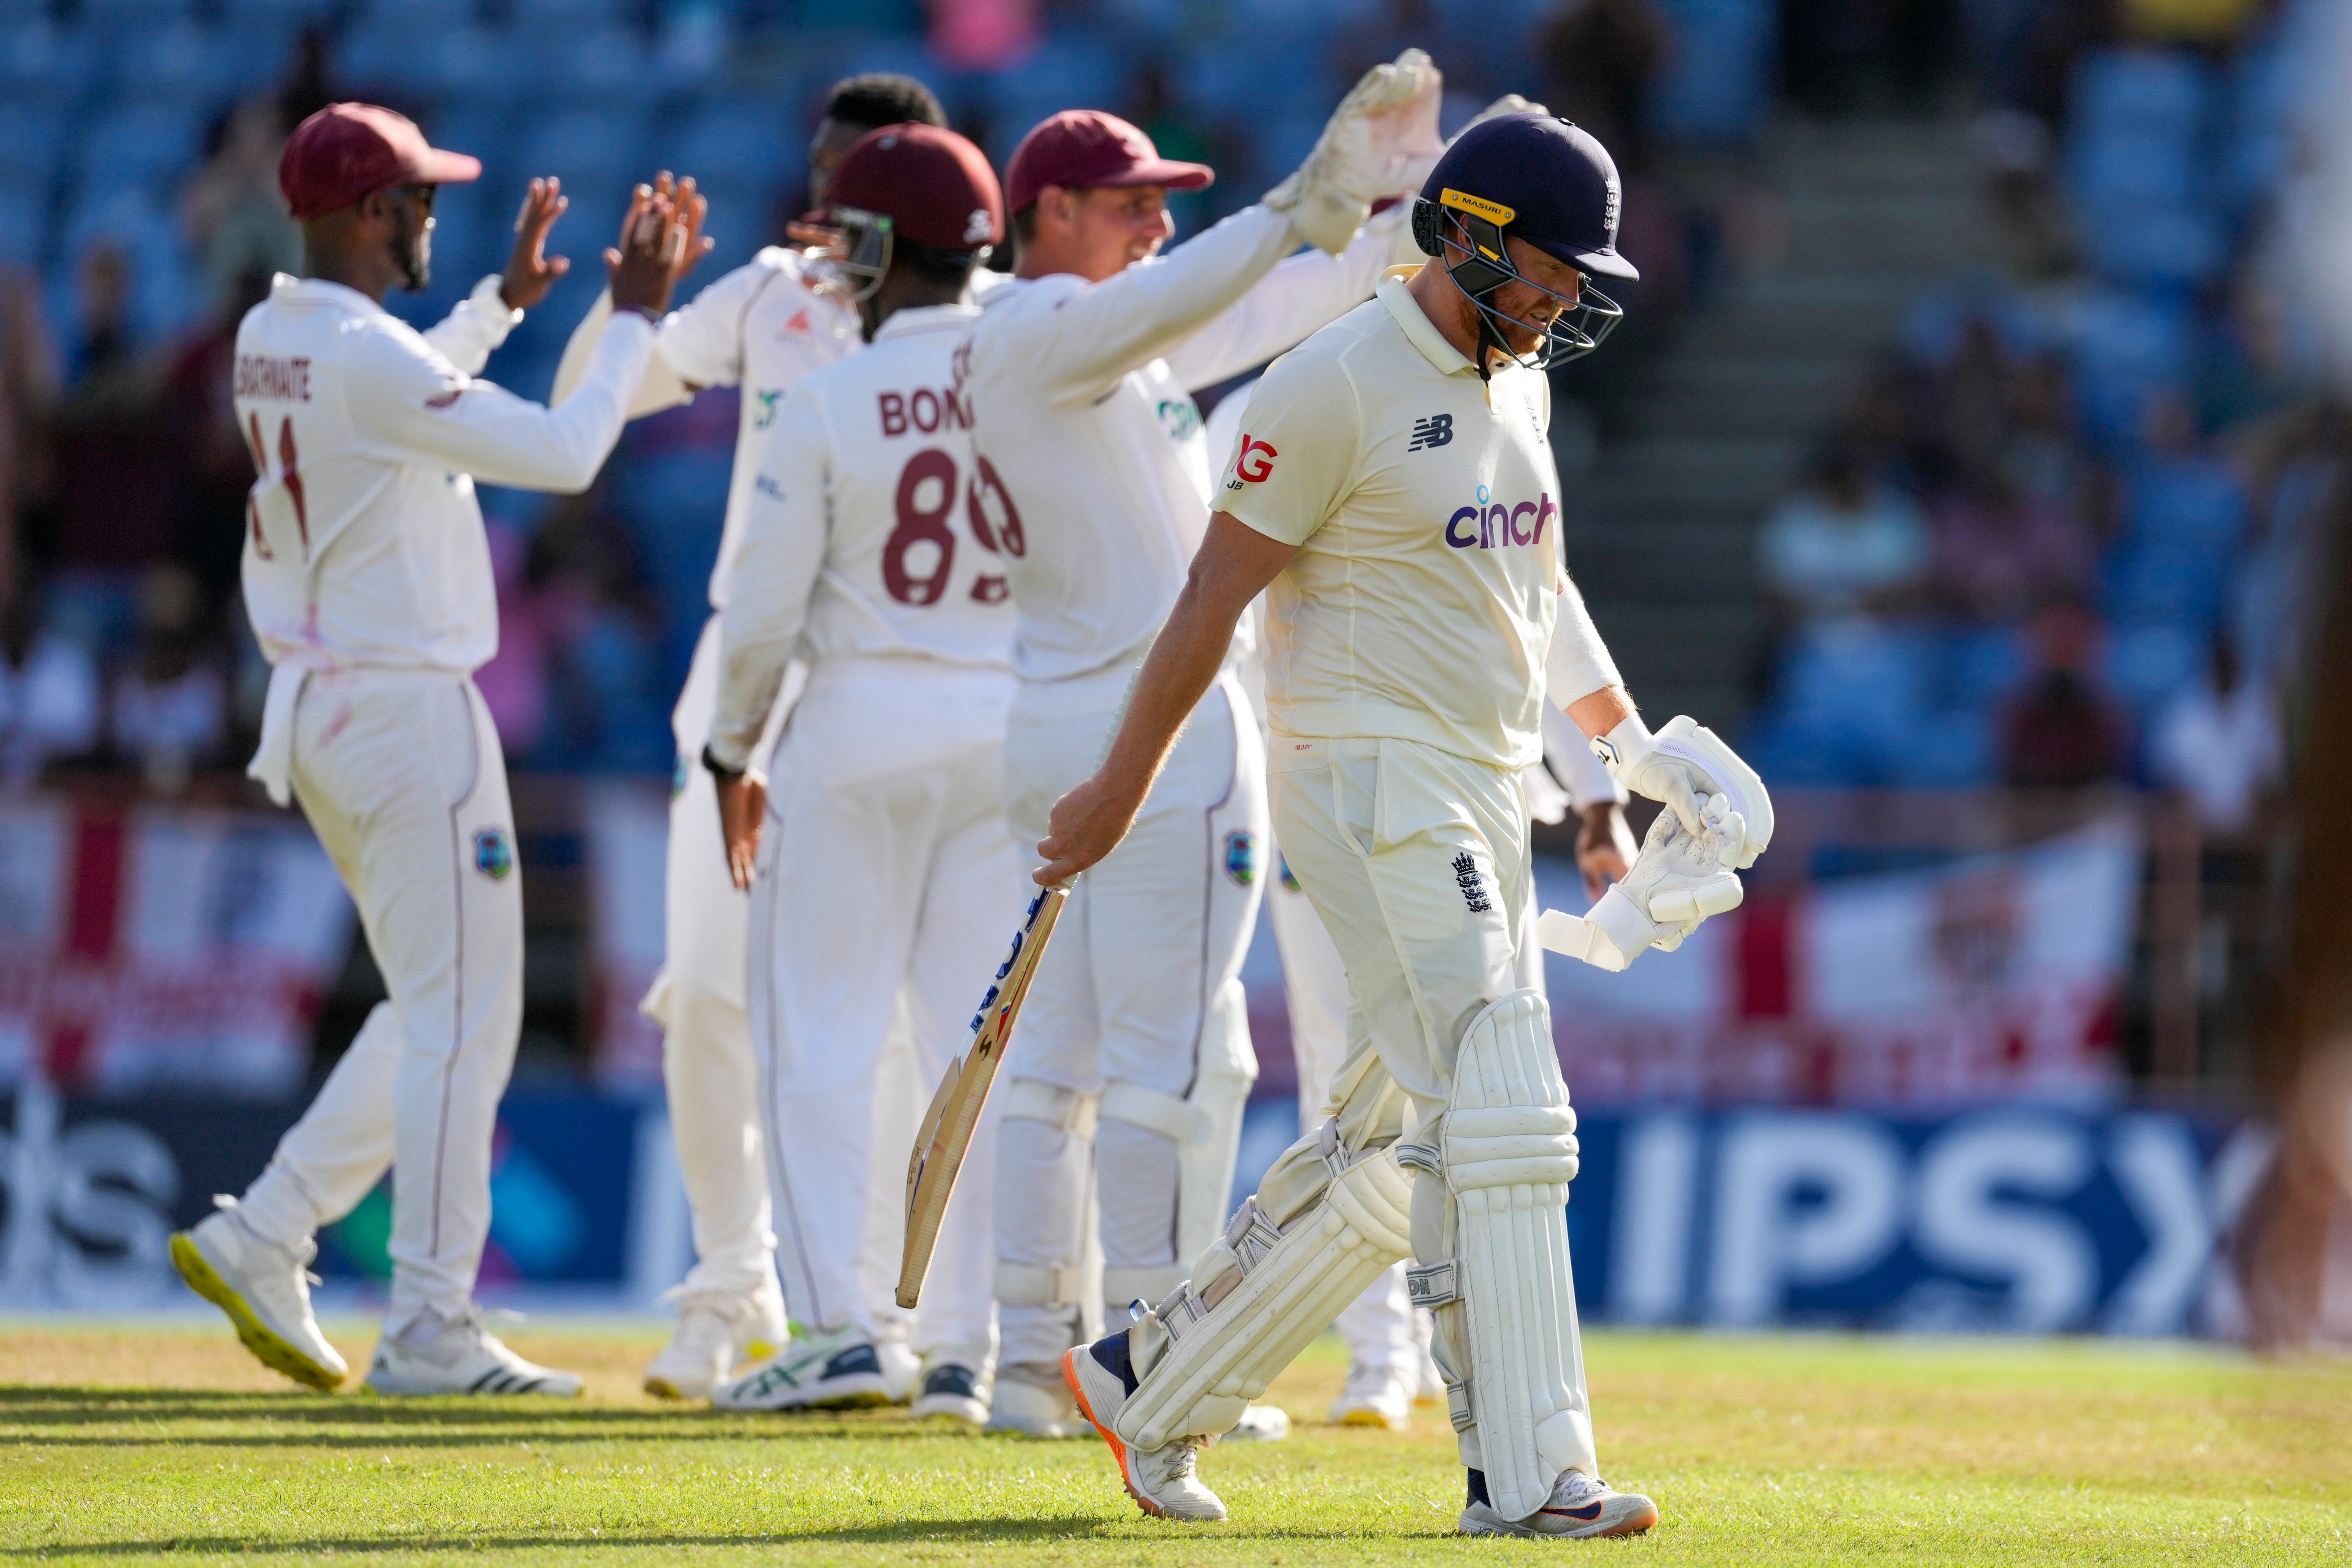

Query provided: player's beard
[392,213,432,293]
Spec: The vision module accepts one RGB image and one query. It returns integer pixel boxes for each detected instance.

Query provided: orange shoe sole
[1061,1347,1163,1520]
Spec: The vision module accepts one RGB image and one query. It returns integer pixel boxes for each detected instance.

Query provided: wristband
[701,743,746,783]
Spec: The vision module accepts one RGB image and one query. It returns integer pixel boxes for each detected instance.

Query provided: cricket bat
[896,881,1070,1309]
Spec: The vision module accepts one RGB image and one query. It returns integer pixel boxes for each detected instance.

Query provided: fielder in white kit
[1043,116,1769,1532]
[551,75,961,1399]
[170,104,690,1394]
[960,54,1451,1440]
[689,124,1018,1425]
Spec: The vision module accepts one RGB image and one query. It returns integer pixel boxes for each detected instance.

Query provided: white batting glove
[1265,48,1446,254]
[1590,713,1774,870]
[1536,803,1744,972]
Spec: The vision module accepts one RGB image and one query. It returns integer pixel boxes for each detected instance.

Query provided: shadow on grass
[0,1386,953,1446]
[0,1517,1214,1557]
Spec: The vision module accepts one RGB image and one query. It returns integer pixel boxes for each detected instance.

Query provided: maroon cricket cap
[278,103,482,221]
[1004,109,1212,214]
[827,122,1005,250]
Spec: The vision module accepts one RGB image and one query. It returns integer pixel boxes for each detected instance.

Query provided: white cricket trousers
[1269,834,1547,1382]
[1257,734,1597,1478]
[647,616,783,1299]
[994,665,1266,1369]
[233,668,523,1337]
[750,658,1019,1361]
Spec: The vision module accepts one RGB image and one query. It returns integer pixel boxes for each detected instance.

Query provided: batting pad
[1443,989,1592,1523]
[1115,1148,1413,1451]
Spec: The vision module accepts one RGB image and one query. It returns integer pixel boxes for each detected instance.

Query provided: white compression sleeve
[1545,575,1621,713]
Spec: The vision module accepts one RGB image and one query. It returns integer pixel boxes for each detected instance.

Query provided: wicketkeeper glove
[1590,713,1773,870]
[1535,801,1745,972]
[1265,48,1446,255]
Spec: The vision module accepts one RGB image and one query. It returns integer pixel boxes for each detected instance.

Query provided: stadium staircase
[1561,115,1994,731]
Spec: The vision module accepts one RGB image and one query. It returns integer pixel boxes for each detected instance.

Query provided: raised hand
[645,171,715,285]
[499,177,572,310]
[606,184,688,318]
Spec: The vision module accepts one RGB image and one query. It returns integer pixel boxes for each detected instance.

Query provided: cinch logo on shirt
[1444,485,1556,550]
[878,387,971,437]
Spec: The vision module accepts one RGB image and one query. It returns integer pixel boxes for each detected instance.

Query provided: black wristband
[701,744,746,784]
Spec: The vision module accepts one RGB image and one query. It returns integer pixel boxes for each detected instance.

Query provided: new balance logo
[1452,851,1492,914]
[1408,413,1454,451]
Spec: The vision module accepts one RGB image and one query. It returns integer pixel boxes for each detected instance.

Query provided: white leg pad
[1114,1148,1413,1452]
[1439,989,1591,1523]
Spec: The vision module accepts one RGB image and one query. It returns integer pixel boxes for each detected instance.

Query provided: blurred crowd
[1745,0,2337,837]
[0,0,2339,812]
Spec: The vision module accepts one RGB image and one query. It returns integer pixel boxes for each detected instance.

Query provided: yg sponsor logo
[1233,434,1278,483]
[1444,485,1555,550]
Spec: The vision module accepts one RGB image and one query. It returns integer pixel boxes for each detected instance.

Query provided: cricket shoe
[1063,1332,1227,1522]
[1459,1466,1659,1539]
[642,1273,786,1399]
[1329,1362,1412,1429]
[1225,1403,1291,1441]
[365,1310,583,1397]
[877,1338,921,1404]
[910,1353,989,1429]
[171,1198,347,1392]
[710,1324,890,1411]
[984,1360,1085,1438]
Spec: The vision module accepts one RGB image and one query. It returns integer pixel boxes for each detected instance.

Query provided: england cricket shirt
[1218,274,1564,770]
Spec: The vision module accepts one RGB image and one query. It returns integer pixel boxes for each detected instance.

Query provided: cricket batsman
[171,104,689,1394]
[552,74,964,1400]
[962,52,1447,1440]
[1039,115,1770,1532]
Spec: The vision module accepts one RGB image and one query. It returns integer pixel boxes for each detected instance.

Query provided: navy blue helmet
[1410,114,1636,374]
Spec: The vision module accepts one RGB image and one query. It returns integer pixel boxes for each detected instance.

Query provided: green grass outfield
[1,1320,2347,1564]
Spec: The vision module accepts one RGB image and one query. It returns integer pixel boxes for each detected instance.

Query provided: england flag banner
[1539,815,2141,1108]
[0,794,355,1097]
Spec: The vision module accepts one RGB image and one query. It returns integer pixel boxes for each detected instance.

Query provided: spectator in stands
[1541,0,1667,165]
[1997,598,2129,788]
[2103,390,2247,630]
[44,241,175,663]
[0,584,99,793]
[1759,442,1931,625]
[1928,457,2097,622]
[110,564,225,795]
[163,266,275,607]
[2149,629,2280,834]
[181,97,301,314]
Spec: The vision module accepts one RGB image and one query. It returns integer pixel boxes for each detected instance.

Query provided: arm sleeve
[1213,344,1359,547]
[709,391,831,771]
[1542,704,1627,807]
[347,313,655,493]
[1005,204,1303,403]
[552,289,694,415]
[1545,572,1623,711]
[419,275,524,376]
[1164,206,1407,392]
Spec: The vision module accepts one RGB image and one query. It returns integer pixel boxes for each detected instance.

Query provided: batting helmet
[1410,114,1635,373]
[816,122,1004,301]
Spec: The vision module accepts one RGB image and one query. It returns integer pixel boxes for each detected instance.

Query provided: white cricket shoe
[171,1199,347,1391]
[365,1311,583,1397]
[643,1274,786,1399]
[910,1353,989,1429]
[1330,1362,1412,1429]
[1460,1467,1659,1539]
[710,1324,890,1411]
[1064,1334,1227,1522]
[877,1338,921,1404]
[984,1361,1085,1437]
[1225,1403,1291,1441]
